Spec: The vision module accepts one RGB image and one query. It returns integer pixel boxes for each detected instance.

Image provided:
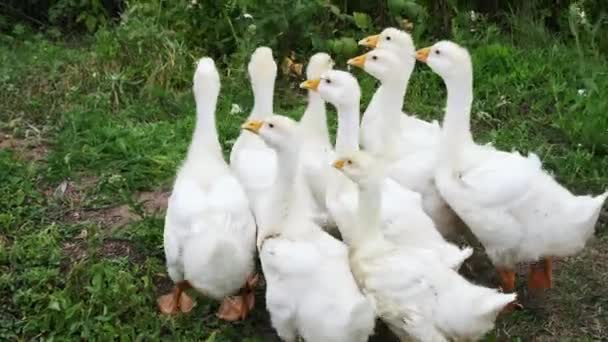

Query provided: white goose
[298,52,338,230]
[417,40,608,298]
[230,47,279,237]
[301,70,471,270]
[159,58,257,321]
[332,150,516,342]
[241,116,375,342]
[354,27,465,238]
[231,48,336,233]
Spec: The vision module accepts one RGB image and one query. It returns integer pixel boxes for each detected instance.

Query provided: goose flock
[157,27,607,341]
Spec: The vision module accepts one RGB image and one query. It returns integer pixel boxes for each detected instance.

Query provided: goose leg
[527,257,553,293]
[496,268,516,292]
[158,281,194,315]
[496,268,522,314]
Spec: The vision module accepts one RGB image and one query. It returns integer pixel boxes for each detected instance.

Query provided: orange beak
[416,47,431,63]
[332,159,345,170]
[347,54,366,68]
[241,120,263,134]
[300,78,320,91]
[358,34,379,48]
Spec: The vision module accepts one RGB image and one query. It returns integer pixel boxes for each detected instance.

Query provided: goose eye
[347,160,353,165]
[268,123,275,128]
[372,55,378,60]
[435,50,441,55]
[386,36,391,41]
[325,79,331,84]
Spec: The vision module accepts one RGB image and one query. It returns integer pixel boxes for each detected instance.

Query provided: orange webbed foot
[158,292,179,315]
[178,291,195,313]
[158,281,194,315]
[217,296,247,321]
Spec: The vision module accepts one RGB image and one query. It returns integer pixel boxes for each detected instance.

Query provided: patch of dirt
[0,132,49,162]
[136,190,171,215]
[47,177,170,228]
[75,205,141,228]
[45,175,99,208]
[99,238,144,263]
[72,190,170,228]
[62,241,88,261]
[62,237,143,271]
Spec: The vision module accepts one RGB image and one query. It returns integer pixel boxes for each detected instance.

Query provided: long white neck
[342,178,384,248]
[373,77,407,135]
[439,74,474,165]
[335,103,360,154]
[187,87,222,159]
[249,78,275,119]
[299,91,330,143]
[260,143,304,236]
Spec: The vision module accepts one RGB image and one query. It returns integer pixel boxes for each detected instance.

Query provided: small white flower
[470,10,478,22]
[243,13,253,19]
[191,0,198,5]
[577,89,587,96]
[230,103,243,115]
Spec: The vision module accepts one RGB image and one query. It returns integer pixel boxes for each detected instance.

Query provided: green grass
[1,18,607,341]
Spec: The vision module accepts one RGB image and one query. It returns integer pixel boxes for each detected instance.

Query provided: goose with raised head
[298,52,338,231]
[417,40,608,300]
[302,70,471,270]
[354,27,465,238]
[241,116,375,342]
[332,150,516,342]
[230,47,279,235]
[159,58,257,321]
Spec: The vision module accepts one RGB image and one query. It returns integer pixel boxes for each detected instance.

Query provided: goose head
[248,46,277,81]
[306,52,335,80]
[332,150,384,186]
[359,27,415,57]
[347,48,405,82]
[193,57,220,97]
[241,115,299,152]
[300,69,360,109]
[416,41,472,83]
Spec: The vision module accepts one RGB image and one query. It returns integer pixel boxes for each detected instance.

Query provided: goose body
[160,58,257,320]
[417,40,608,294]
[333,150,515,342]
